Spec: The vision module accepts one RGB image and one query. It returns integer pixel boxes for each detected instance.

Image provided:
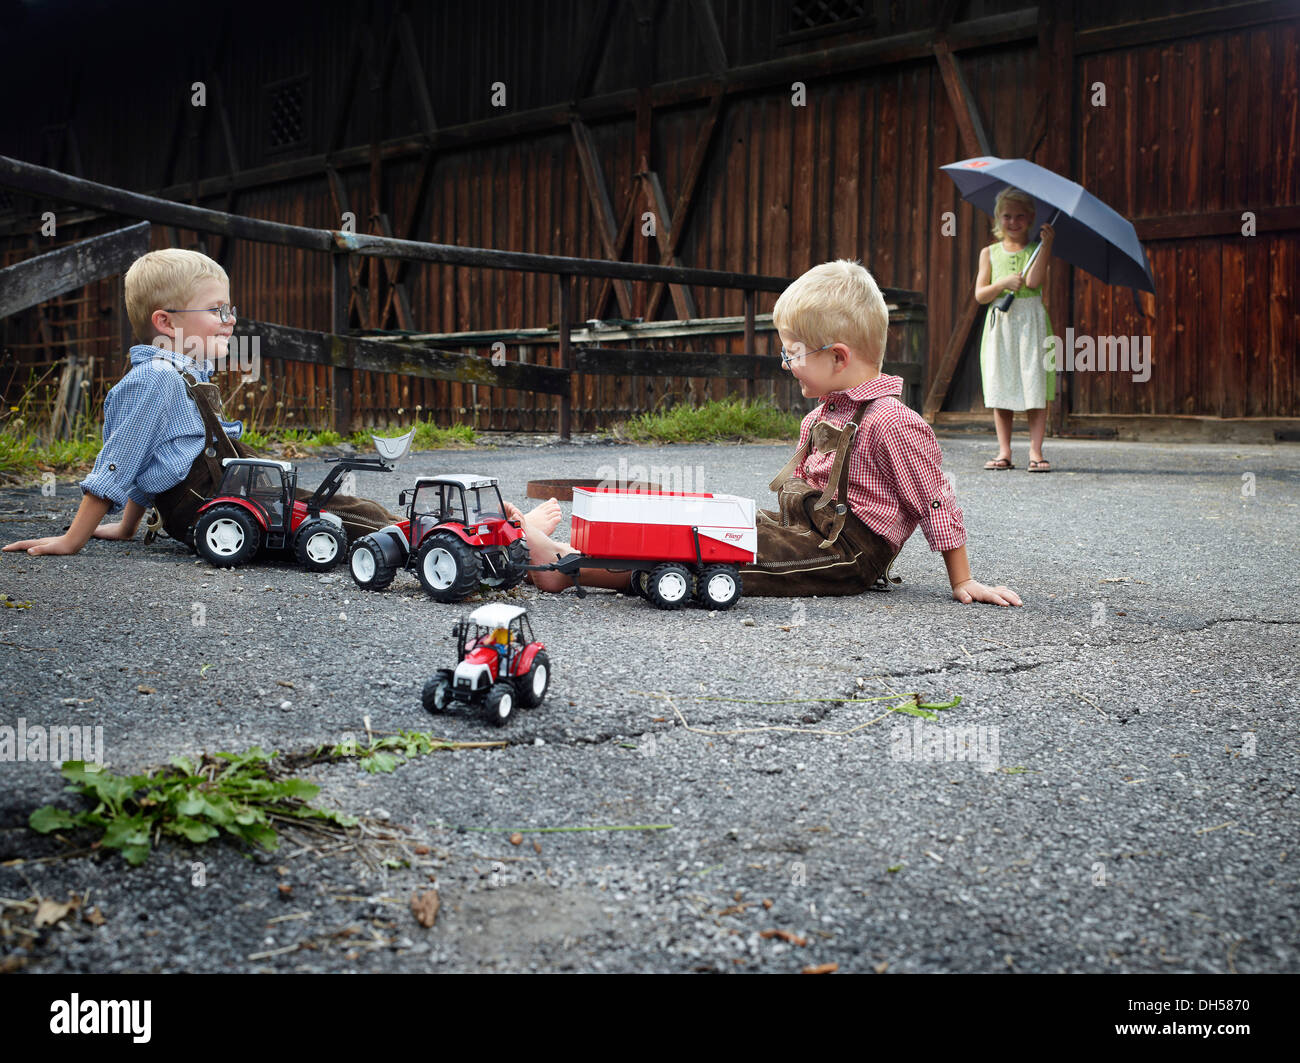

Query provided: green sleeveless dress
[979,242,1056,409]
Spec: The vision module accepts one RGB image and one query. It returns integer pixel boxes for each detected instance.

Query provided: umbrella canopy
[941,156,1156,295]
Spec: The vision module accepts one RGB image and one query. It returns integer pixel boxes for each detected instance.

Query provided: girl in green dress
[974,187,1056,472]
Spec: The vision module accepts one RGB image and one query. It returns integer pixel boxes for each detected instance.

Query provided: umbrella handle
[992,208,1060,312]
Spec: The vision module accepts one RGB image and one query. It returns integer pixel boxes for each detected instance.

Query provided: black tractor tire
[646,563,693,610]
[484,681,517,726]
[348,535,398,591]
[696,564,742,610]
[515,650,551,708]
[194,504,262,568]
[294,519,348,572]
[422,675,454,715]
[416,532,481,602]
[482,538,530,591]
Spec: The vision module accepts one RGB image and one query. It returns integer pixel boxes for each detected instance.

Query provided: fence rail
[0,155,927,437]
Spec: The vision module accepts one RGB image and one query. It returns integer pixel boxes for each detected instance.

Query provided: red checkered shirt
[792,373,966,552]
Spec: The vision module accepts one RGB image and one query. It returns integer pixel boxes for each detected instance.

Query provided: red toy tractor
[347,474,528,601]
[192,455,381,571]
[423,603,550,726]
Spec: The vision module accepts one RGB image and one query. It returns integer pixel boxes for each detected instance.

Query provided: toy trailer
[535,487,757,609]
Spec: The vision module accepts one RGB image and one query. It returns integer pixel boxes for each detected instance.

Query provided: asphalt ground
[0,434,1296,973]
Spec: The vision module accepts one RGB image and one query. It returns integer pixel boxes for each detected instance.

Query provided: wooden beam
[0,222,149,319]
[558,276,573,438]
[330,255,353,432]
[1135,206,1300,240]
[644,91,725,317]
[641,170,699,320]
[0,11,1036,225]
[933,39,991,157]
[324,165,369,325]
[240,317,570,395]
[0,155,927,299]
[590,190,641,320]
[1041,0,1075,438]
[569,118,636,317]
[1074,0,1297,55]
[691,0,728,75]
[570,1,618,103]
[922,297,981,419]
[576,347,785,378]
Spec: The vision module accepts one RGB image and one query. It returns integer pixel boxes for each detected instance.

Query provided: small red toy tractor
[347,474,529,601]
[423,603,550,726]
[191,430,412,571]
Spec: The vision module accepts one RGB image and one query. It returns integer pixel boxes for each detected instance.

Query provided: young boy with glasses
[525,260,1021,606]
[741,259,1021,605]
[4,248,403,555]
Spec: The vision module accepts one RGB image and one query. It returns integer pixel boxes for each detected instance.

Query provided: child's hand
[91,522,135,541]
[1000,274,1025,293]
[1039,222,1055,245]
[952,579,1022,607]
[3,534,83,556]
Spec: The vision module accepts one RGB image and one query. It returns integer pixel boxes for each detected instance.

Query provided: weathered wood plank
[575,347,786,379]
[240,318,571,396]
[0,222,149,319]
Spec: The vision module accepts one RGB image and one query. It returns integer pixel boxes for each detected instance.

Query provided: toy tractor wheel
[422,675,454,715]
[484,681,516,726]
[348,535,397,591]
[416,532,481,602]
[697,564,742,610]
[516,650,550,708]
[646,563,692,610]
[194,505,261,568]
[295,520,348,571]
[481,539,530,591]
[629,569,651,599]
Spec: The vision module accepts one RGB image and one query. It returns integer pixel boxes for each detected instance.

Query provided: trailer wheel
[629,569,651,599]
[422,675,454,714]
[295,520,347,571]
[516,651,550,708]
[416,532,480,602]
[697,564,742,610]
[647,563,692,610]
[195,505,261,568]
[485,681,516,726]
[348,535,398,590]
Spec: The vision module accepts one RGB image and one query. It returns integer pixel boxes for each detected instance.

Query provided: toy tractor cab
[422,603,550,726]
[348,474,529,601]
[192,429,413,571]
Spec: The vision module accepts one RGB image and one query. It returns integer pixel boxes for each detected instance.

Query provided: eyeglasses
[779,341,834,369]
[164,303,238,323]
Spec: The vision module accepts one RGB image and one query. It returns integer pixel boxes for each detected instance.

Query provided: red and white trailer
[537,487,757,609]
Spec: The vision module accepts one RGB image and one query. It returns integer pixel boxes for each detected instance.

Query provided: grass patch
[0,431,101,477]
[30,751,356,866]
[618,397,801,443]
[29,732,505,866]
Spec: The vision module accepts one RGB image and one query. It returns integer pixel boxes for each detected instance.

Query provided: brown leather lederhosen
[740,398,901,597]
[147,369,399,547]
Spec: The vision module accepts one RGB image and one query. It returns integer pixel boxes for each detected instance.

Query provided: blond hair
[772,259,889,369]
[991,187,1037,241]
[124,248,228,343]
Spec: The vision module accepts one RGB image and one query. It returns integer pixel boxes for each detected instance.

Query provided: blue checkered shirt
[80,346,243,513]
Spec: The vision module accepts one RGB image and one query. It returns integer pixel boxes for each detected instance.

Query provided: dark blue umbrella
[941,156,1156,311]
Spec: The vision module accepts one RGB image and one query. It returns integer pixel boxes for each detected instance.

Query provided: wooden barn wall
[1,0,1295,430]
[1071,22,1300,419]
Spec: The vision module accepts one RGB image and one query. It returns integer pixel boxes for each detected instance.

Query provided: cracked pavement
[1,434,1297,972]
